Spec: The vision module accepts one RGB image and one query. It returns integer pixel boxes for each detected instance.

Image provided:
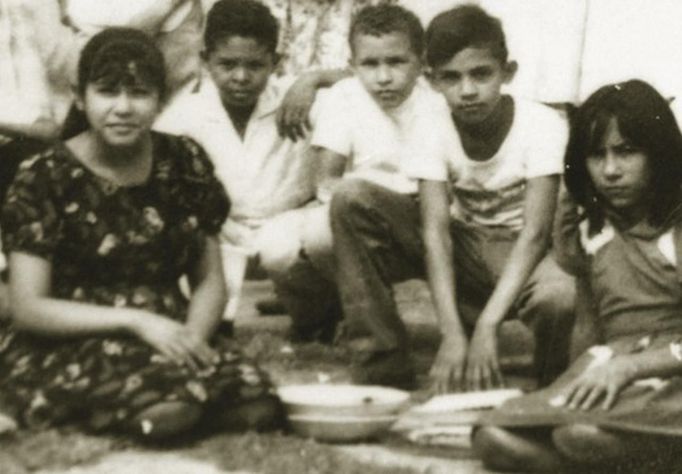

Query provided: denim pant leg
[330,179,423,353]
[516,254,576,386]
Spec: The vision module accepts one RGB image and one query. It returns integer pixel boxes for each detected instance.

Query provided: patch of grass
[186,431,419,474]
[2,428,128,472]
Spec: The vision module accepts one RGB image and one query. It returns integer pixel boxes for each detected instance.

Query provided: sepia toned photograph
[1,1,682,472]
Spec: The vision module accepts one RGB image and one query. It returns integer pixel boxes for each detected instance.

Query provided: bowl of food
[277,384,411,442]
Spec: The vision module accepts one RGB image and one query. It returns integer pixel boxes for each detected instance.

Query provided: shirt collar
[195,71,281,122]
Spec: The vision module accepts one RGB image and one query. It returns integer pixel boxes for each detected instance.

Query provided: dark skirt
[480,332,682,437]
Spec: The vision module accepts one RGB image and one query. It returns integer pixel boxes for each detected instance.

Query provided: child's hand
[276,77,317,141]
[131,313,218,371]
[430,334,468,393]
[553,356,637,411]
[466,323,504,391]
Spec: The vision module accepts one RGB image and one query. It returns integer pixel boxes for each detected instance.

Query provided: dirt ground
[1,280,535,473]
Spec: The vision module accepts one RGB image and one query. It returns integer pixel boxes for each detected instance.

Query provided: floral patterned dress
[0,132,273,433]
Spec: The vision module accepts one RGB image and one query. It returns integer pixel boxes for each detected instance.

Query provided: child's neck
[225,103,256,140]
[455,95,514,162]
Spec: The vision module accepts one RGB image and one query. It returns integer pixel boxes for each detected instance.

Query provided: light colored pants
[220,204,339,330]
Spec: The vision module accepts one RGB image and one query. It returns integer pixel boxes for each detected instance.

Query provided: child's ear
[503,60,518,83]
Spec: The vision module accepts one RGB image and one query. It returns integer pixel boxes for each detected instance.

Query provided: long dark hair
[61,28,166,139]
[564,79,682,233]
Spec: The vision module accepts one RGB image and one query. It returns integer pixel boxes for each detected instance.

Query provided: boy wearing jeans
[313,5,459,386]
[331,5,575,390]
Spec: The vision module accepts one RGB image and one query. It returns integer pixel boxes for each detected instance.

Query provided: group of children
[154,0,575,393]
[2,0,682,471]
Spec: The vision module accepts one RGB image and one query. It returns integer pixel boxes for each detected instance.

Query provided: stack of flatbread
[393,389,522,448]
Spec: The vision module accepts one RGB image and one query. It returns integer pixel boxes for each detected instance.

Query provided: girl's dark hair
[204,0,279,55]
[62,27,166,139]
[565,79,682,232]
[425,4,507,68]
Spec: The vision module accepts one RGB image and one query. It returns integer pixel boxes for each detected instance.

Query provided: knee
[329,179,375,223]
[552,424,623,464]
[256,223,303,276]
[525,280,576,327]
[130,401,203,440]
[472,426,530,472]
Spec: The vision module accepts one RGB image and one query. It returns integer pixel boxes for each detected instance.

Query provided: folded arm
[9,250,215,369]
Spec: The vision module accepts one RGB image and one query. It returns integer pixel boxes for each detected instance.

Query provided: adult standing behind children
[155,0,346,341]
[331,5,575,390]
[315,4,460,389]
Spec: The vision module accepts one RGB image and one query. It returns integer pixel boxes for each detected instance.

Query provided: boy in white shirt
[155,0,343,340]
[316,4,458,388]
[332,5,575,390]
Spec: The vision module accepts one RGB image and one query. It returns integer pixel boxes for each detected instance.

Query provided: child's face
[587,118,652,216]
[77,78,161,148]
[351,32,422,111]
[204,36,277,110]
[429,47,515,125]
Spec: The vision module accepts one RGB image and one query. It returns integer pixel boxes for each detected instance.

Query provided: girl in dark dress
[0,28,279,440]
[473,80,682,471]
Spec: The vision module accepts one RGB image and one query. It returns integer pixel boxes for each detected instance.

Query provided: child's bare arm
[185,235,227,343]
[9,251,212,370]
[466,174,559,389]
[314,147,347,203]
[276,69,351,141]
[557,344,682,411]
[420,179,469,392]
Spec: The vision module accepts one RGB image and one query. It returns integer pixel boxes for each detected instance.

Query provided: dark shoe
[351,350,417,390]
[289,320,338,345]
[217,320,234,338]
[255,296,287,316]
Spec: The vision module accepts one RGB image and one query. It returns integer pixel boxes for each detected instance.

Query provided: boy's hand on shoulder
[430,334,468,393]
[466,323,504,391]
[276,76,317,141]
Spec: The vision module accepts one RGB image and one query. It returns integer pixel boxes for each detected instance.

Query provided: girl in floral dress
[0,27,279,439]
[473,80,682,471]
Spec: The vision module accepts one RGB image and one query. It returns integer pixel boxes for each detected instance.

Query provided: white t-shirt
[154,73,316,225]
[405,98,568,231]
[311,77,458,195]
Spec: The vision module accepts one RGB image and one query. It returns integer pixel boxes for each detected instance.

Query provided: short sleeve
[310,81,353,157]
[524,103,569,179]
[402,92,459,183]
[1,151,64,260]
[167,135,230,234]
[552,186,589,276]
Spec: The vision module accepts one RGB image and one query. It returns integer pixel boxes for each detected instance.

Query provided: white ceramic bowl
[278,384,411,418]
[287,414,398,442]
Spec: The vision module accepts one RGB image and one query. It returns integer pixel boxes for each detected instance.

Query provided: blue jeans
[330,179,575,384]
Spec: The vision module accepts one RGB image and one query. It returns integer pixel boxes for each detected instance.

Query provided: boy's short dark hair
[204,0,279,54]
[349,4,424,57]
[425,4,507,67]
